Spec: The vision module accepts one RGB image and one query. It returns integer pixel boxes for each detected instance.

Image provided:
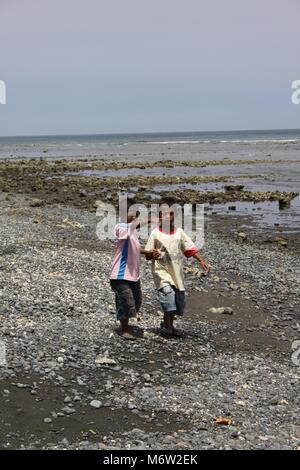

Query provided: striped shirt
[110,223,141,281]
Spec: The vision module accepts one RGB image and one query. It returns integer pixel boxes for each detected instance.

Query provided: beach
[0,131,300,449]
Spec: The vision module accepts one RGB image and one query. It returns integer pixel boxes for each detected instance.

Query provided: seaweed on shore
[0,159,298,210]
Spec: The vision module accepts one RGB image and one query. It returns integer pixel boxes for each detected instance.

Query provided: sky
[0,0,300,136]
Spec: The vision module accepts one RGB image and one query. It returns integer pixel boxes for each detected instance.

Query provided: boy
[145,199,210,336]
[110,207,159,340]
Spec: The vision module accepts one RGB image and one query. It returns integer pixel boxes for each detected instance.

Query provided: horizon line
[1,127,300,139]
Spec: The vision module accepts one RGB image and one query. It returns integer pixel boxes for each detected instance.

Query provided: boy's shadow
[147,326,194,340]
[111,321,200,341]
[113,325,144,339]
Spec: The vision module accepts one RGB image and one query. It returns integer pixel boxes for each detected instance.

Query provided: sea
[0,129,300,161]
[0,129,300,237]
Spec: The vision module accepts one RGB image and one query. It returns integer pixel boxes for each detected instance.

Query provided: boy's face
[127,210,140,224]
[159,205,175,227]
[127,213,136,223]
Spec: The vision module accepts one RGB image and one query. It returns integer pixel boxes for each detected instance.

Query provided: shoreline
[1,158,299,252]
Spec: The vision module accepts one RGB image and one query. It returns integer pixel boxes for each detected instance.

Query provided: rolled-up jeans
[110,279,142,320]
[158,284,186,316]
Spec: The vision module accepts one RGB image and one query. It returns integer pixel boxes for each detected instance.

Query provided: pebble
[95,356,117,366]
[90,400,102,409]
[43,418,52,424]
[208,307,233,315]
[61,406,76,414]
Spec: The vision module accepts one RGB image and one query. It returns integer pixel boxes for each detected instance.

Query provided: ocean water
[1,129,300,161]
[0,129,299,235]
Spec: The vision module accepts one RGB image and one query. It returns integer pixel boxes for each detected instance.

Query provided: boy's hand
[199,258,210,273]
[152,249,160,259]
[142,249,160,260]
[193,252,210,273]
[147,249,160,260]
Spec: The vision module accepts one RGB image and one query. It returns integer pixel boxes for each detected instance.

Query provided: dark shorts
[110,279,142,321]
[158,284,186,316]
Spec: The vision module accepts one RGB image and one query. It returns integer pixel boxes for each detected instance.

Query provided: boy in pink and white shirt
[110,211,158,340]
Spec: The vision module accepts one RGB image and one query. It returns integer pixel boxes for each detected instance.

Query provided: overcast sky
[0,0,299,136]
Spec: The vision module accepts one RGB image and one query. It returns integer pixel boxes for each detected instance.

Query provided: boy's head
[119,198,140,223]
[126,200,140,224]
[127,209,140,224]
[159,198,177,230]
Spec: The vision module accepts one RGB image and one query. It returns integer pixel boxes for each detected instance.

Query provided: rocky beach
[0,134,300,450]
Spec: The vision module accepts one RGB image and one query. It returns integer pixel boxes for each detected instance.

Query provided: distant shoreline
[1,128,300,140]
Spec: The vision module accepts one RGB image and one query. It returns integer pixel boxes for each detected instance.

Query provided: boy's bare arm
[193,252,210,273]
[140,248,160,259]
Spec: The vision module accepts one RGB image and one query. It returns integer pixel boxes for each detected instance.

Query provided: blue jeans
[158,284,185,316]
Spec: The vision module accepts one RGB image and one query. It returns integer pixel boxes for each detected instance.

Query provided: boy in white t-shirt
[145,199,210,336]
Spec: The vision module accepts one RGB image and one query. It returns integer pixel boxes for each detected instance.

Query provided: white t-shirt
[145,227,199,291]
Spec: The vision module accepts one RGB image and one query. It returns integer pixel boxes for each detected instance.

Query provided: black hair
[159,196,177,207]
[125,200,135,213]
